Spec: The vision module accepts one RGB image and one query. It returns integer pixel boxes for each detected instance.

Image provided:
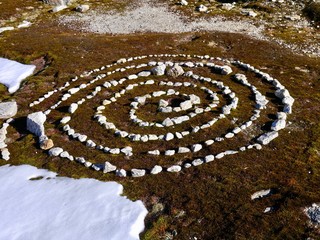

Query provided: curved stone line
[26,53,294,177]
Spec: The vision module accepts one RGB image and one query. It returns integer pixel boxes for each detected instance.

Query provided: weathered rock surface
[0,101,17,119]
[166,65,184,77]
[104,161,117,173]
[27,112,46,137]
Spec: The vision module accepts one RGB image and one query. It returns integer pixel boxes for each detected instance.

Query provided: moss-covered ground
[0,3,320,240]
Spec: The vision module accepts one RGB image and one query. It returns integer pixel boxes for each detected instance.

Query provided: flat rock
[0,101,18,119]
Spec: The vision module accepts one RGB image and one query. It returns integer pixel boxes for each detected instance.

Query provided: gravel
[59,0,265,39]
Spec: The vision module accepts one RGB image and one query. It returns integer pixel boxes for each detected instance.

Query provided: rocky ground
[0,0,320,239]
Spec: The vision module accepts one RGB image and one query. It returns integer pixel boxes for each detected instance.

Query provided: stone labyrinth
[1,54,295,177]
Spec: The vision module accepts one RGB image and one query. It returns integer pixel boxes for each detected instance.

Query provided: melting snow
[0,58,35,93]
[0,164,147,240]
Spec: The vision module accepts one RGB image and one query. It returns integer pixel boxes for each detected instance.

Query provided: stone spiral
[27,53,294,177]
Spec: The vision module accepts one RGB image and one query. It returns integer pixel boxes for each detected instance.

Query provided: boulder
[27,112,46,137]
[257,131,279,145]
[0,101,17,119]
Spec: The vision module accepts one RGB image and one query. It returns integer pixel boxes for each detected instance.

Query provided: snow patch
[0,164,147,240]
[0,58,36,93]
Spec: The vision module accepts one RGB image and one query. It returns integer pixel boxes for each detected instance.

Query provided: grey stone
[0,101,17,119]
[27,112,46,137]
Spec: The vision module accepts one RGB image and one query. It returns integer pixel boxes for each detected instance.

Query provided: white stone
[215,152,225,159]
[162,118,174,127]
[151,165,162,175]
[151,64,166,76]
[116,169,127,177]
[180,100,193,111]
[110,148,120,154]
[191,144,202,152]
[166,65,184,77]
[138,71,151,77]
[164,133,174,141]
[197,4,208,12]
[225,132,234,139]
[121,147,133,156]
[178,147,190,153]
[60,116,71,124]
[220,66,232,75]
[251,189,272,200]
[165,150,175,156]
[103,161,117,173]
[1,148,10,161]
[48,147,63,157]
[69,103,78,114]
[180,0,188,6]
[271,119,286,131]
[159,99,169,108]
[204,155,215,163]
[192,159,203,166]
[75,4,90,13]
[148,150,160,155]
[257,131,279,145]
[27,112,46,137]
[131,169,146,177]
[205,140,214,146]
[167,165,181,173]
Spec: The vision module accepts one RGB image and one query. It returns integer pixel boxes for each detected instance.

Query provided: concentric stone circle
[25,53,294,177]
